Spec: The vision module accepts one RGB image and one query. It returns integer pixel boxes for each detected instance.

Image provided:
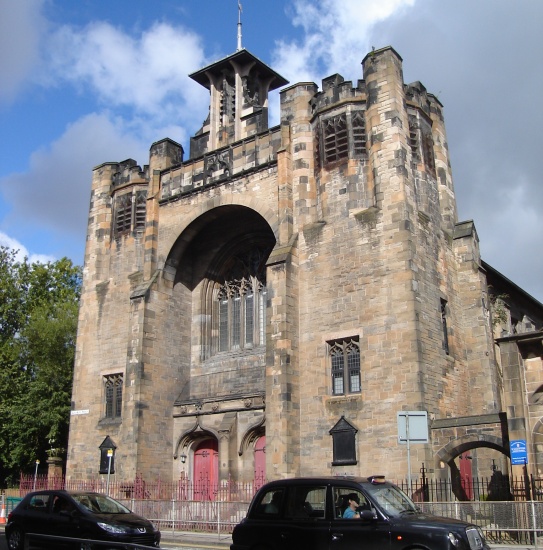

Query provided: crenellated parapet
[111,159,149,189]
[310,74,366,115]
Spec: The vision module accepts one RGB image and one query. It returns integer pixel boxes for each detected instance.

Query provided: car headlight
[97,522,130,534]
[466,527,485,550]
[448,532,460,547]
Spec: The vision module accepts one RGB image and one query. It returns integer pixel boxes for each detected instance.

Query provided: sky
[0,0,542,302]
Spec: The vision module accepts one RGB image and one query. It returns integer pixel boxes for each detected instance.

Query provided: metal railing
[123,498,249,538]
[418,500,543,547]
[116,498,543,545]
[4,494,542,545]
[10,474,543,544]
[19,473,543,503]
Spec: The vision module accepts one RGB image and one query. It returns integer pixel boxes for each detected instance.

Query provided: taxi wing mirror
[359,510,376,521]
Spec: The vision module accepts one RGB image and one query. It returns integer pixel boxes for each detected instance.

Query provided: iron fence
[11,473,543,543]
[418,500,543,546]
[113,498,543,544]
[395,474,543,502]
[18,473,543,503]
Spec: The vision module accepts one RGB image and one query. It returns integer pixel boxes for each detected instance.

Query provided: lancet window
[316,110,367,168]
[113,189,147,236]
[104,374,123,419]
[215,248,269,354]
[218,278,266,351]
[351,111,367,156]
[329,337,361,395]
[323,114,349,163]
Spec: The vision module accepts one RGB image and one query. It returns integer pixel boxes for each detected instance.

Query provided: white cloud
[1,14,211,267]
[0,0,47,103]
[0,231,54,264]
[0,112,150,240]
[273,0,415,82]
[44,21,209,123]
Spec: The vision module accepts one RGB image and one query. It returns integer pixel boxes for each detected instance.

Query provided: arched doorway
[254,436,266,487]
[193,439,219,500]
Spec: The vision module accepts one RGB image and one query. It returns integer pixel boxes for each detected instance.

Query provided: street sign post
[397,412,429,495]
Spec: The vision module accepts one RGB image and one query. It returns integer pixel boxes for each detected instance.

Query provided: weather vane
[237,1,243,51]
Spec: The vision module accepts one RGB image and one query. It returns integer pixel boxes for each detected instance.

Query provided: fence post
[171,498,176,538]
[531,499,538,550]
[524,462,532,501]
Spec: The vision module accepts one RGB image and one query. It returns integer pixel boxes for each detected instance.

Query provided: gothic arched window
[218,277,266,351]
[329,337,360,395]
[215,248,268,353]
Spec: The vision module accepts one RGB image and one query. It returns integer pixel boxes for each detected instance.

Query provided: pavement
[0,524,231,550]
[0,526,538,550]
[159,529,231,549]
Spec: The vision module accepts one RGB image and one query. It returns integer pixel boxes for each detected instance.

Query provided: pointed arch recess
[174,418,220,459]
[239,415,266,456]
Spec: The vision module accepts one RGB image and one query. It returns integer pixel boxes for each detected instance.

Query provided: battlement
[112,159,149,188]
[310,74,366,115]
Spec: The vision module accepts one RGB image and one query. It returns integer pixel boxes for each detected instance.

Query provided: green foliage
[0,247,81,486]
[489,292,509,329]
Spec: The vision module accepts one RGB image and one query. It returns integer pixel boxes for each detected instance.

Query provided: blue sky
[1,0,542,302]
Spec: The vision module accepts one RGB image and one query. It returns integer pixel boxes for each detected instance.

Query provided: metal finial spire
[237,1,243,51]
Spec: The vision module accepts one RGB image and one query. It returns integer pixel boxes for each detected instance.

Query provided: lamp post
[106,449,114,496]
[33,460,40,491]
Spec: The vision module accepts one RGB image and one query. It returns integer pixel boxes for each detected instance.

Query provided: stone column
[47,456,63,481]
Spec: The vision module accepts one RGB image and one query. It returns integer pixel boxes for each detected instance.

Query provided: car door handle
[331,532,344,541]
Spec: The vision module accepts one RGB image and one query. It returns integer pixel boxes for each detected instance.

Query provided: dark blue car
[5,490,160,550]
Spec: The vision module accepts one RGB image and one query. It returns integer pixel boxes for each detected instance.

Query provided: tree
[0,247,81,486]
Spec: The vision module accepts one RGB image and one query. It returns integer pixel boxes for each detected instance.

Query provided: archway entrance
[193,439,219,500]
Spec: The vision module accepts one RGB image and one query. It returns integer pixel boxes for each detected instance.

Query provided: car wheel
[7,527,24,550]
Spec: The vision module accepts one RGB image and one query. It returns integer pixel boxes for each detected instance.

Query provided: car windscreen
[72,494,131,514]
[363,484,418,517]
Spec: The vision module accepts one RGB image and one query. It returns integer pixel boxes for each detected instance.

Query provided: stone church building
[66,44,543,490]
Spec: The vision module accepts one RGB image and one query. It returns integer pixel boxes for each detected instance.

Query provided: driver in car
[343,493,360,518]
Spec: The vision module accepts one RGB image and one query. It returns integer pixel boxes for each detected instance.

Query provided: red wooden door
[193,439,218,500]
[459,453,474,500]
[254,436,266,488]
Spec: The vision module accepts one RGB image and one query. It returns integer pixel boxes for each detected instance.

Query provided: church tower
[67,42,509,488]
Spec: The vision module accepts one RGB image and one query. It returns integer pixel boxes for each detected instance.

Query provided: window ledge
[98,418,122,427]
[325,394,361,405]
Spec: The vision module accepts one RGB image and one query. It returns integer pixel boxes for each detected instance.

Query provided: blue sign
[510,440,528,465]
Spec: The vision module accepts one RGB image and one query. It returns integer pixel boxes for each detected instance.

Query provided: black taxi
[231,476,489,550]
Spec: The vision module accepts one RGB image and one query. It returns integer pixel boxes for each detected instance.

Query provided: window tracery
[315,110,367,168]
[214,248,269,354]
[113,189,147,236]
[329,337,361,395]
[104,373,123,419]
[324,114,349,163]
